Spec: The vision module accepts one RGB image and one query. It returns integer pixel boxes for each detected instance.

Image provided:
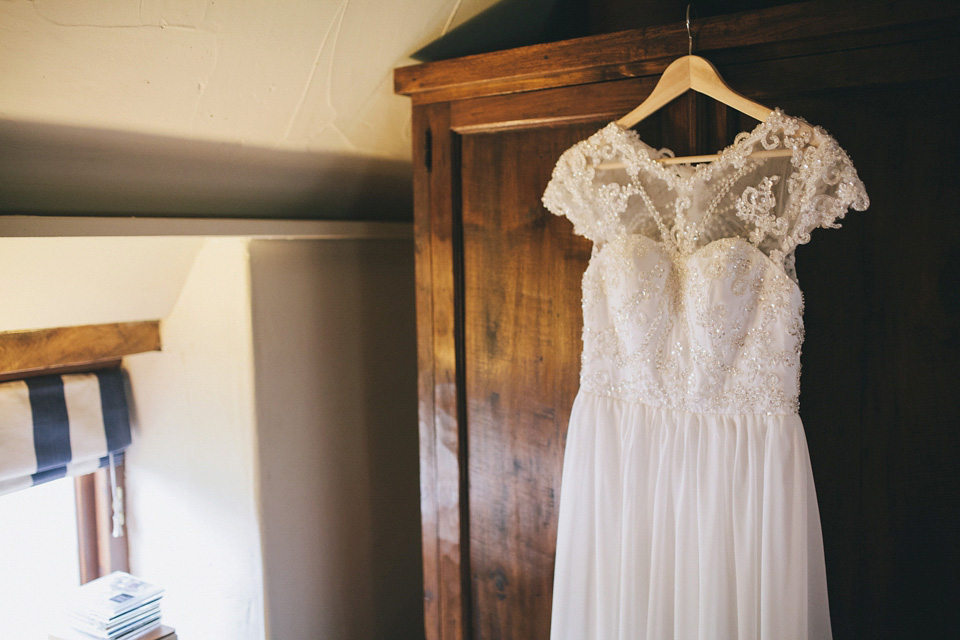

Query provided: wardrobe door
[402,4,960,639]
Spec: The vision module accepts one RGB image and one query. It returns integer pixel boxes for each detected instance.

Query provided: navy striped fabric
[97,369,132,454]
[0,369,131,494]
[27,375,73,484]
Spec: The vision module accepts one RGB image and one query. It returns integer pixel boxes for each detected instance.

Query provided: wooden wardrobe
[395,2,960,638]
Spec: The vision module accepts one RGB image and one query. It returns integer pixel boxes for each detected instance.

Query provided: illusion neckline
[600,108,809,189]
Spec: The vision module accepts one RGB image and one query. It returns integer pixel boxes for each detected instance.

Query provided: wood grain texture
[0,359,123,383]
[443,30,960,135]
[0,321,161,376]
[460,126,594,639]
[412,106,442,640]
[419,103,470,640]
[395,1,960,103]
[399,2,960,638]
[788,80,960,637]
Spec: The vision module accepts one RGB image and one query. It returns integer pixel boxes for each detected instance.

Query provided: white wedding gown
[542,110,868,640]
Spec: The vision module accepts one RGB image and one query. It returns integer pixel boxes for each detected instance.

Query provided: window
[0,477,81,638]
[0,324,140,638]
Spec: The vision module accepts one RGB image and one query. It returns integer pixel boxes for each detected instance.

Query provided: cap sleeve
[780,129,870,258]
[542,142,605,243]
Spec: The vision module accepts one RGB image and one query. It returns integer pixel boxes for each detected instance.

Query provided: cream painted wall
[1,1,436,634]
[0,237,202,331]
[0,0,499,158]
[116,236,421,640]
[123,238,266,640]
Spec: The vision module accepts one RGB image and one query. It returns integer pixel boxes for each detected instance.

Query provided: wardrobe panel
[400,4,960,638]
[783,79,960,638]
[460,125,595,639]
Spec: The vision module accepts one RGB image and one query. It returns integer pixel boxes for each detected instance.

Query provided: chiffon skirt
[549,392,832,640]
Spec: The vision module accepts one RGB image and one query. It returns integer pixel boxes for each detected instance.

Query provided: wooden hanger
[617,55,772,132]
[601,7,810,168]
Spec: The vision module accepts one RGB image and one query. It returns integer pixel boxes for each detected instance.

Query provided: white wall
[0,237,202,332]
[0,0,499,157]
[118,236,422,640]
[124,238,266,640]
[249,239,422,640]
[0,478,80,639]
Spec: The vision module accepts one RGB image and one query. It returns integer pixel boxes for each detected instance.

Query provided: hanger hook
[686,4,693,55]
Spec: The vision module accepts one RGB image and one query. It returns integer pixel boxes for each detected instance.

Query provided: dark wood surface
[0,321,161,379]
[413,102,470,640]
[461,126,595,638]
[399,2,960,638]
[792,79,960,638]
[395,1,960,105]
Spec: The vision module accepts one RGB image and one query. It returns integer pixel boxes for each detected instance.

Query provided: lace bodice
[542,110,869,415]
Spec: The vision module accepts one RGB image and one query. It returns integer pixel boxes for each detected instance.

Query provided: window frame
[75,463,129,583]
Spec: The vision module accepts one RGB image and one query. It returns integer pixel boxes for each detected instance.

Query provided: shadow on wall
[410,0,589,61]
[249,239,423,640]
[0,119,412,220]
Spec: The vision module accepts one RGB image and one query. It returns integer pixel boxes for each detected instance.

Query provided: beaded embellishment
[542,109,869,415]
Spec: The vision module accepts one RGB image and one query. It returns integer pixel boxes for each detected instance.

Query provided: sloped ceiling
[0,236,203,332]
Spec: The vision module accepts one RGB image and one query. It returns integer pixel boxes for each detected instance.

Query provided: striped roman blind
[0,368,131,496]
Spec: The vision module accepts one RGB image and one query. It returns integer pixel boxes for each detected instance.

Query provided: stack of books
[51,572,175,640]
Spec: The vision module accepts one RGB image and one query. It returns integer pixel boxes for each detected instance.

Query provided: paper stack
[53,572,168,640]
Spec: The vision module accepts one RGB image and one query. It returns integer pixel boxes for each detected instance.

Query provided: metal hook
[686,4,693,55]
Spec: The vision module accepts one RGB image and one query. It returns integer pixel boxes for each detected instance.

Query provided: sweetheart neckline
[603,234,804,300]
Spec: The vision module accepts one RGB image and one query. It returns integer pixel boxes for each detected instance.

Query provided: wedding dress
[542,109,868,639]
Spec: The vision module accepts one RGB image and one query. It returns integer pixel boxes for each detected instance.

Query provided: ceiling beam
[0,321,161,380]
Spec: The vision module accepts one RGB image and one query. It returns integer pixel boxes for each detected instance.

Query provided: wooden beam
[0,321,161,377]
